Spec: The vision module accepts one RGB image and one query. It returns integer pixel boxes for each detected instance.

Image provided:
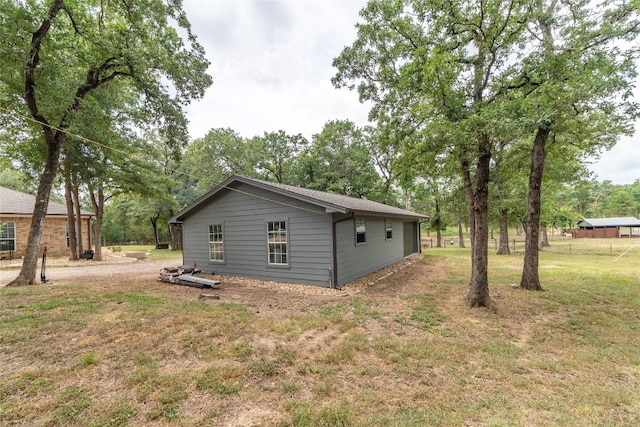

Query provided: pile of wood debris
[158,266,221,289]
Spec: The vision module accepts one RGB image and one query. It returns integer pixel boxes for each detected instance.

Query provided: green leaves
[295,120,386,201]
[0,0,212,150]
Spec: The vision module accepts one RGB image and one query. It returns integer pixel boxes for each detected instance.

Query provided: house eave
[0,213,93,219]
[168,175,348,223]
[349,209,429,220]
[169,175,427,223]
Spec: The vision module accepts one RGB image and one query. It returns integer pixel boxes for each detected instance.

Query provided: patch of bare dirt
[0,248,174,286]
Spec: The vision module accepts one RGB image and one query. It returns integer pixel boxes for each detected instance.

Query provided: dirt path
[0,252,182,287]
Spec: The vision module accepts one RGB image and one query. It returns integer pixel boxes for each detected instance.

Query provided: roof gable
[578,217,640,227]
[170,175,428,223]
[0,186,93,216]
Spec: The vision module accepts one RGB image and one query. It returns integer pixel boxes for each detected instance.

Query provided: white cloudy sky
[181,0,639,185]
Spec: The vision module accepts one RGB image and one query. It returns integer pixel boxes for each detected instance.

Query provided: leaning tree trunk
[9,142,63,286]
[466,136,492,307]
[497,208,510,255]
[8,0,67,286]
[520,127,550,291]
[10,0,115,283]
[151,213,161,248]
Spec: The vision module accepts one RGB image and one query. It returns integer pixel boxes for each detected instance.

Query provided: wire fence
[506,238,640,258]
[423,236,640,259]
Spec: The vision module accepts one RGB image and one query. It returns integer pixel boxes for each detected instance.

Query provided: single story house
[169,175,428,288]
[576,217,640,238]
[0,186,93,258]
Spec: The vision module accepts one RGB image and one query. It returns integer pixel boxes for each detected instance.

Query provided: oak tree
[0,0,211,285]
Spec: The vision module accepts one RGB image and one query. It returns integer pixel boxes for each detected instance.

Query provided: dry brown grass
[1,245,639,426]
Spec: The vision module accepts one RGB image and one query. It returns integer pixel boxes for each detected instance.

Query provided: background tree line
[2,125,638,247]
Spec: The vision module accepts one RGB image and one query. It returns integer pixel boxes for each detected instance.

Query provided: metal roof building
[576,217,640,238]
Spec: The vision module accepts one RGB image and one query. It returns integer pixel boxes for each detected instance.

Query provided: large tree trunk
[170,223,182,251]
[72,180,84,255]
[88,184,105,261]
[520,127,549,291]
[150,213,161,248]
[8,142,62,286]
[466,136,492,307]
[496,208,510,255]
[10,0,110,284]
[63,162,78,260]
[168,208,181,250]
[8,1,66,286]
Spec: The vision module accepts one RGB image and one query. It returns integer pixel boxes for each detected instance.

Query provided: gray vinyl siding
[335,216,405,286]
[181,183,333,286]
[403,221,420,256]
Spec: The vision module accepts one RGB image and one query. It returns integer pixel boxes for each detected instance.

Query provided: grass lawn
[106,245,183,261]
[1,240,638,426]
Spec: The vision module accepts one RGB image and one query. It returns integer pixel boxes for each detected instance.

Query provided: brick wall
[1,215,91,258]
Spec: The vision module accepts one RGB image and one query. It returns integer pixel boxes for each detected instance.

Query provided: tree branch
[25,0,64,141]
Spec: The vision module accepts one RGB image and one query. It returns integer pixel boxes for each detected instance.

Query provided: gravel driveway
[0,252,183,287]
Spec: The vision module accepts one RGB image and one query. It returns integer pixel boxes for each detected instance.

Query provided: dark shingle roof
[577,217,640,228]
[170,175,427,222]
[0,186,93,216]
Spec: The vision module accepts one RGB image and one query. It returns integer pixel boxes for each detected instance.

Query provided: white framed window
[208,224,224,262]
[267,220,288,265]
[355,219,366,244]
[0,222,16,251]
[385,220,393,240]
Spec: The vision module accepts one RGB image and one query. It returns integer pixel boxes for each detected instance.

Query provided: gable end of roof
[169,175,428,223]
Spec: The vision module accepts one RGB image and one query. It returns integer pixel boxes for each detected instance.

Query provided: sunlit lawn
[1,238,639,426]
[106,245,182,261]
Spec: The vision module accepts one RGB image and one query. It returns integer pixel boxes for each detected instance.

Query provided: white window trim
[208,224,225,262]
[65,222,80,249]
[385,220,393,240]
[355,218,366,245]
[0,222,16,251]
[267,220,289,266]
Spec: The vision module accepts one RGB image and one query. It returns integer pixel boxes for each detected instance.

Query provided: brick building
[0,186,93,259]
